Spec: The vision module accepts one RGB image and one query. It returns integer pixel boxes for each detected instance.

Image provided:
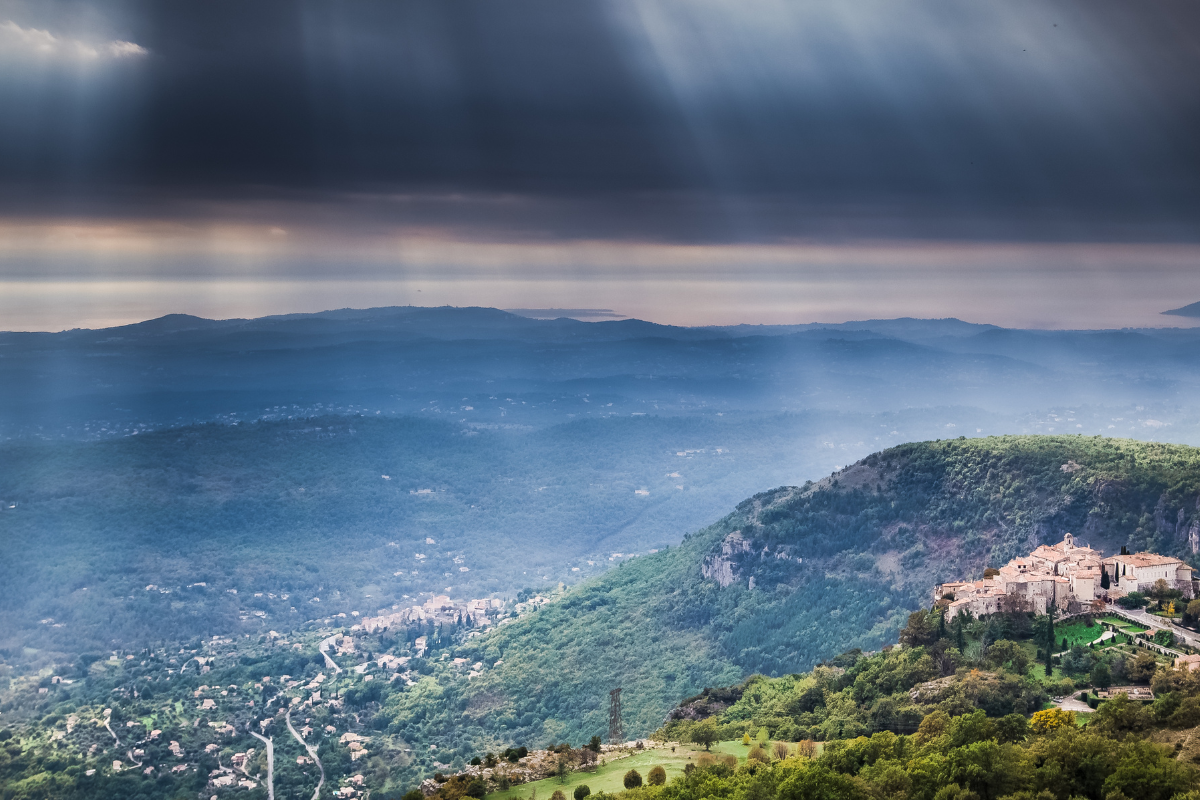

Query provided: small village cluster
[361,594,507,640]
[935,533,1196,618]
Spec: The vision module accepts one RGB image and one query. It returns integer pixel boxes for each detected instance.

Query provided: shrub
[647,766,666,786]
[573,786,591,800]
[466,779,487,798]
[748,746,769,762]
[550,791,565,800]
[624,769,642,789]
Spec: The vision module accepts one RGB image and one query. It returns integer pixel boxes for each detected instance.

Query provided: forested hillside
[446,436,1200,746]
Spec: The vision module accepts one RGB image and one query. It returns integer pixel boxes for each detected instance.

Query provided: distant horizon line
[8,303,1200,336]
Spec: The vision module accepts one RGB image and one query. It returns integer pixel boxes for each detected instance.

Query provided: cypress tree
[1100,565,1110,590]
[955,617,966,651]
[1044,608,1055,676]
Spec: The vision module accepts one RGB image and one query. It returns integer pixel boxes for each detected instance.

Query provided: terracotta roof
[1111,552,1184,568]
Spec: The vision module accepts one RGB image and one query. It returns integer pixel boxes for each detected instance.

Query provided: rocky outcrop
[701,531,752,587]
[665,686,744,722]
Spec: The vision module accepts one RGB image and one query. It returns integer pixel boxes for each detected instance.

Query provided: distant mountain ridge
[7,303,1200,442]
[1165,300,1200,318]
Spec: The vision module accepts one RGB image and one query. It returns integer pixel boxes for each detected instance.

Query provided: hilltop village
[935,533,1196,617]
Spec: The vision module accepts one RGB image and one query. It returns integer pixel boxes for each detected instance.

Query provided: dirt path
[286,708,325,800]
[103,718,120,746]
[248,729,275,800]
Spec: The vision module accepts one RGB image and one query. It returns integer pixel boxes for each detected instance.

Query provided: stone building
[1104,551,1195,596]
[934,533,1192,618]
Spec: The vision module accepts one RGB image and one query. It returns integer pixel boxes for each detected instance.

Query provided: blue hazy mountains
[4,306,1200,440]
[3,307,1200,653]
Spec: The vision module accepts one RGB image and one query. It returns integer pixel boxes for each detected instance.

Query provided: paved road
[286,709,325,800]
[1055,696,1092,713]
[248,729,275,800]
[1105,604,1196,652]
[318,635,344,674]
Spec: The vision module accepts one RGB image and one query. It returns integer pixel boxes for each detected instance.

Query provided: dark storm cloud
[1,0,1199,241]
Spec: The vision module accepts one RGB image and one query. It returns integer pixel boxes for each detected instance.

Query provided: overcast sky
[2,0,1199,330]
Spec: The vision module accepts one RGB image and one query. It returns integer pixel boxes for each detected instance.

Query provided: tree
[1128,651,1158,684]
[1092,662,1113,689]
[690,718,718,750]
[899,610,937,647]
[588,736,602,753]
[1101,565,1111,590]
[573,786,590,800]
[1184,600,1200,627]
[623,770,642,789]
[467,780,487,799]
[1045,610,1055,676]
[777,764,869,800]
[1029,708,1074,735]
[987,639,1030,675]
[756,726,770,744]
[1118,592,1149,609]
[994,714,1029,744]
[1102,739,1196,800]
[1150,578,1171,609]
[748,745,769,763]
[647,766,666,786]
[1091,693,1151,737]
[550,791,565,800]
[773,741,791,760]
[741,732,751,746]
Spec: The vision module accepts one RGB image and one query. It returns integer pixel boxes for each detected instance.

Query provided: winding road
[1108,604,1200,650]
[248,729,275,800]
[318,635,344,674]
[286,708,325,800]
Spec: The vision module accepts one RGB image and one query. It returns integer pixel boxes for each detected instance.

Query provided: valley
[6,434,1200,799]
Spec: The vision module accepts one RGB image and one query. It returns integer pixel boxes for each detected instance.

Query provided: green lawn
[1055,620,1108,650]
[1099,615,1148,634]
[487,743,750,800]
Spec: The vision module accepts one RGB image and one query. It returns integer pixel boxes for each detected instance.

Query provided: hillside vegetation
[6,435,1200,799]
[446,436,1200,747]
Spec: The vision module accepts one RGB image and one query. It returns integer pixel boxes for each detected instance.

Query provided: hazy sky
[2,0,1199,330]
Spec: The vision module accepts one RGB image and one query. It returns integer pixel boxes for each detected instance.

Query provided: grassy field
[1100,615,1149,633]
[488,742,754,800]
[1055,620,1109,649]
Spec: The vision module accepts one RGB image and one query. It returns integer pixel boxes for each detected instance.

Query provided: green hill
[439,435,1200,749]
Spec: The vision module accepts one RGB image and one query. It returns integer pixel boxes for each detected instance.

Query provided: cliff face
[693,436,1200,603]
